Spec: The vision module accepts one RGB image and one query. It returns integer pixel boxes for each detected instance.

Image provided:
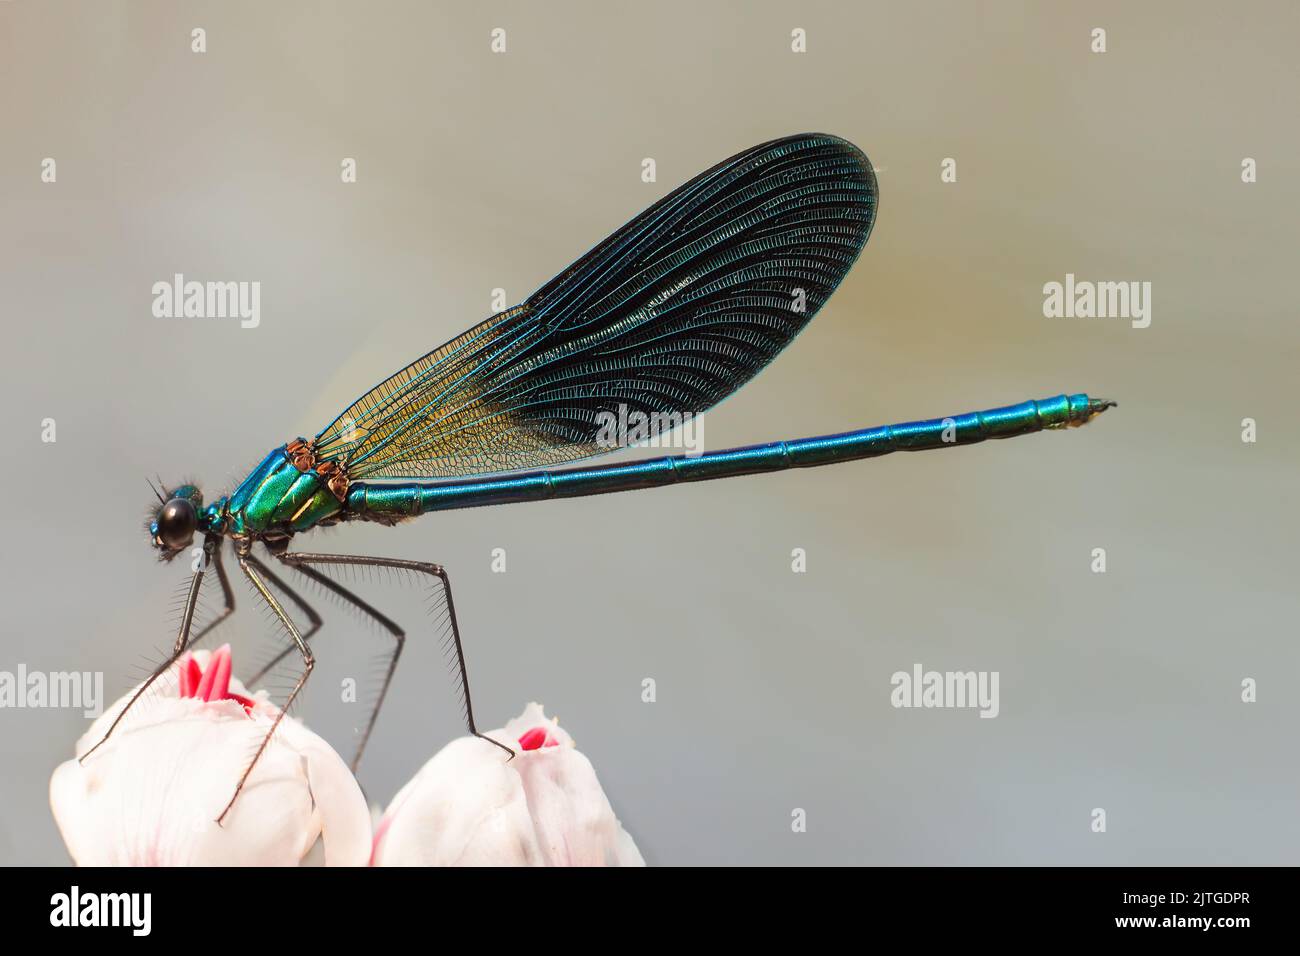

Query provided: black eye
[157,497,198,549]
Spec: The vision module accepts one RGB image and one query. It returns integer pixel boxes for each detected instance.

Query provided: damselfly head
[147,483,204,561]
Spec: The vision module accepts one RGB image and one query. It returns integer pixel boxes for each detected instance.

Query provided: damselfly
[82,134,1113,821]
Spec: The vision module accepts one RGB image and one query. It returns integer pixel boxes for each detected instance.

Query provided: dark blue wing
[315,133,878,479]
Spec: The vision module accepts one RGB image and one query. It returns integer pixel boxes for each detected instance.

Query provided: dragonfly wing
[315,133,878,480]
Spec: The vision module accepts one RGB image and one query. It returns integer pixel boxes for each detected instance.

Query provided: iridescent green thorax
[223,443,345,536]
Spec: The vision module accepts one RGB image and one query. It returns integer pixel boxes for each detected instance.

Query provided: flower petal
[55,654,371,866]
[177,656,201,698]
[275,716,372,867]
[374,704,642,867]
[374,737,542,866]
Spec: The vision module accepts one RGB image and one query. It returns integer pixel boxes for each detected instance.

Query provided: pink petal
[207,645,233,702]
[517,727,550,751]
[194,645,229,702]
[178,655,201,698]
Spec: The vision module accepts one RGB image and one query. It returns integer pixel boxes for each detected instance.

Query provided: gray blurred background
[2,1,1298,865]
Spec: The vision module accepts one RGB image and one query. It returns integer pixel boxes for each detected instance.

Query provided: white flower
[50,645,371,866]
[372,703,644,866]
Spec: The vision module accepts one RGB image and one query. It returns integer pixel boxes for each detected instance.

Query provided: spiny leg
[189,544,236,645]
[243,553,323,686]
[79,536,218,763]
[277,551,513,762]
[274,559,404,772]
[223,556,314,825]
[233,549,406,772]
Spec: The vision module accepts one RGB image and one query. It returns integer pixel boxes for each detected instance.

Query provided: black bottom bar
[15,866,1278,940]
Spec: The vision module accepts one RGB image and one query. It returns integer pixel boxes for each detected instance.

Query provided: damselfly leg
[245,547,407,771]
[243,553,322,686]
[266,557,405,771]
[276,551,514,763]
[79,536,222,763]
[192,544,236,644]
[222,555,315,824]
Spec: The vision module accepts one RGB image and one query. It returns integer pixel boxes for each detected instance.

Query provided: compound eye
[157,497,198,549]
